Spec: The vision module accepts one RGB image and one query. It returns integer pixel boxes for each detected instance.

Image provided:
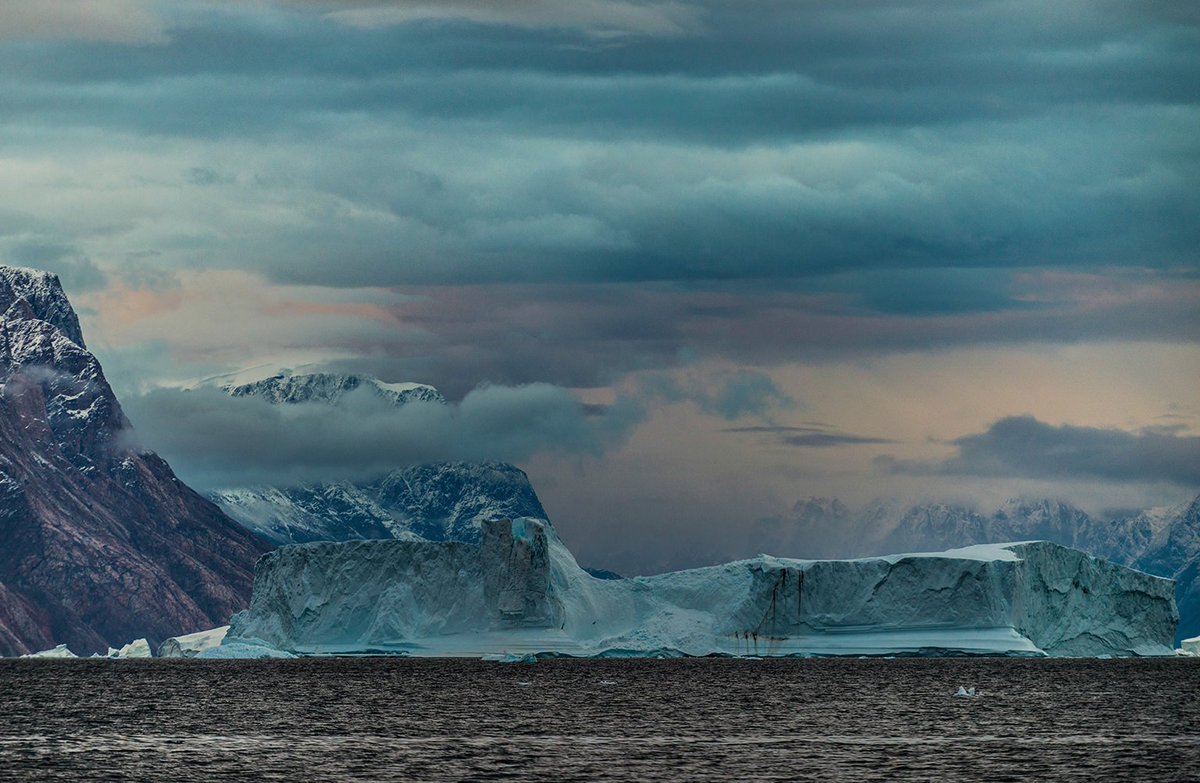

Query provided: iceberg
[196,637,297,659]
[20,644,78,659]
[222,518,1178,659]
[157,626,229,658]
[1181,636,1200,656]
[105,638,152,658]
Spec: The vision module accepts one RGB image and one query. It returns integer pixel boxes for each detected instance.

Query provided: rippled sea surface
[1,658,1198,782]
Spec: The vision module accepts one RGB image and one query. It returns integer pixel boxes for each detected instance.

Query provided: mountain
[227,370,444,407]
[208,371,547,546]
[768,493,1200,642]
[0,266,268,656]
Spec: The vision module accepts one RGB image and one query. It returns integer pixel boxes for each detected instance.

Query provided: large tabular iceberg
[222,518,1178,658]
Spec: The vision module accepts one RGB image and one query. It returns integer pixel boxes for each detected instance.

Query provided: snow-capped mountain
[0,265,267,656]
[208,371,547,546]
[227,370,444,407]
[768,493,1200,642]
[213,462,548,546]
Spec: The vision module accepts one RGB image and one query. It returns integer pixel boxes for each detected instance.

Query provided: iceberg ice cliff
[223,519,1178,658]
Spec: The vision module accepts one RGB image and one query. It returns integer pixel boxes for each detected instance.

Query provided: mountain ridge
[207,370,548,546]
[0,265,268,656]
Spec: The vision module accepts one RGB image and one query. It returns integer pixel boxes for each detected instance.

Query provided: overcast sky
[2,1,1197,572]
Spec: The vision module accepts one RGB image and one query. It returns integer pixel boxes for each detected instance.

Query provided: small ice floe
[20,644,78,659]
[953,686,978,698]
[481,652,537,664]
[515,681,533,687]
[106,639,152,659]
[599,680,618,686]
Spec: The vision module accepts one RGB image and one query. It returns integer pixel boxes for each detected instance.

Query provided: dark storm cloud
[724,425,894,448]
[0,0,1196,292]
[878,415,1200,486]
[310,273,1199,396]
[120,383,644,488]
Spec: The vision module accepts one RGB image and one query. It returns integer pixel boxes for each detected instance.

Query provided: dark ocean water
[1,657,1198,782]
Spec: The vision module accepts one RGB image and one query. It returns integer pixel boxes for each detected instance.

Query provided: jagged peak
[0,297,96,374]
[225,369,444,407]
[996,497,1087,519]
[0,265,85,348]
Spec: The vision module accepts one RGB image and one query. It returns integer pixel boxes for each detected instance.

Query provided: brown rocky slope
[0,266,268,656]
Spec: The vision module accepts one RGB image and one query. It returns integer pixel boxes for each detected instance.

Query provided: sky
[1,0,1197,573]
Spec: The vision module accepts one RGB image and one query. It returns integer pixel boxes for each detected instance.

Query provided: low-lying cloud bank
[878,415,1200,486]
[120,383,643,488]
[118,367,793,489]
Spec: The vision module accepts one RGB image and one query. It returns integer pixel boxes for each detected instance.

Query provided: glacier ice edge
[221,518,1178,659]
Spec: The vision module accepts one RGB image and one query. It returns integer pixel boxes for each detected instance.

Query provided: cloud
[878,415,1200,486]
[0,1,169,45]
[634,369,795,421]
[2,240,107,293]
[724,425,894,448]
[321,0,704,38]
[0,0,1194,295]
[302,273,1197,397]
[120,382,644,488]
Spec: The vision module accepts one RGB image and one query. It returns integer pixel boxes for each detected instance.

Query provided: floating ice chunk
[481,652,537,663]
[1181,636,1200,656]
[108,639,152,658]
[158,626,229,658]
[196,637,296,659]
[20,643,77,658]
[954,686,977,698]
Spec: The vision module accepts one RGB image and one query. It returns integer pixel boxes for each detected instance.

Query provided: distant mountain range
[209,371,547,546]
[0,266,267,656]
[757,494,1200,643]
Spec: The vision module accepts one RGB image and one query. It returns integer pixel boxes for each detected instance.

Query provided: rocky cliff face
[0,266,268,656]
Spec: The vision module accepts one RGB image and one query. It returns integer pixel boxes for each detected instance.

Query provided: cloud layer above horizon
[1,0,1196,571]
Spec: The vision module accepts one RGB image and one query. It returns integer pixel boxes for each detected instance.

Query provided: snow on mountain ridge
[0,266,86,348]
[212,461,547,547]
[211,368,547,547]
[226,370,444,407]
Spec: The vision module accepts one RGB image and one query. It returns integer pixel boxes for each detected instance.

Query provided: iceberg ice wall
[225,518,1178,658]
